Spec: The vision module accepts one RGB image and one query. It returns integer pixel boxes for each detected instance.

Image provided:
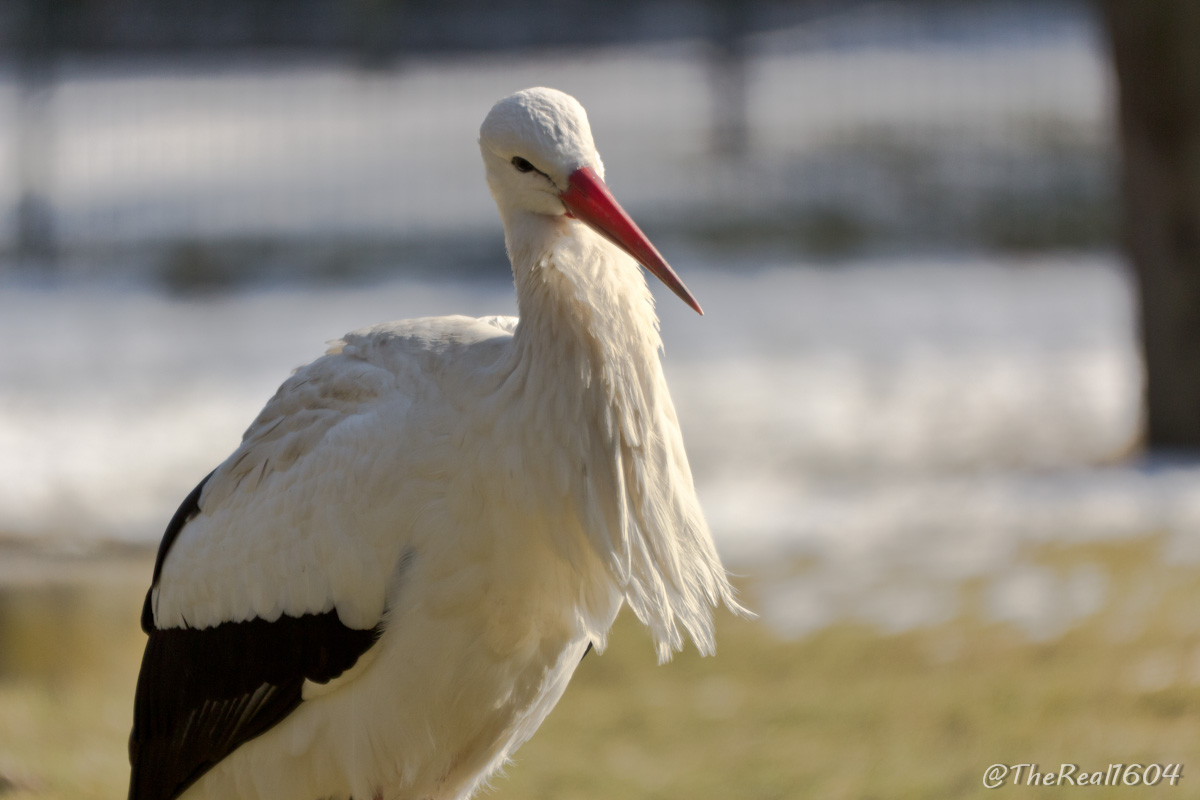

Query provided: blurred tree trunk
[1099,1,1200,450]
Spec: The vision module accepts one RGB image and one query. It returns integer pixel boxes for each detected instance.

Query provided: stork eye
[511,156,536,173]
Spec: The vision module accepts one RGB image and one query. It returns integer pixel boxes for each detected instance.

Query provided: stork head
[479,87,702,315]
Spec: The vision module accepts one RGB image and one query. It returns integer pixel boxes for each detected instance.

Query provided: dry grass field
[1,534,1198,800]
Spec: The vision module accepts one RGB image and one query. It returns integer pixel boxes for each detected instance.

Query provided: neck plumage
[504,211,658,364]
[499,211,743,661]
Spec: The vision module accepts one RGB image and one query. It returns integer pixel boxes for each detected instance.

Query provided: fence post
[15,0,58,270]
[708,0,750,158]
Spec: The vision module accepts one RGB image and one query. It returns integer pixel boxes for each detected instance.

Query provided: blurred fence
[0,0,1110,283]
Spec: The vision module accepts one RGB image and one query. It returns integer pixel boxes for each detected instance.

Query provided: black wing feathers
[129,612,380,800]
[129,476,383,800]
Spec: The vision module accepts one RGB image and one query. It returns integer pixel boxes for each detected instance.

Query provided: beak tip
[564,166,704,317]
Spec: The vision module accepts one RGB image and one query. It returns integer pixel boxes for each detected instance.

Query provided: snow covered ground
[4,253,1197,638]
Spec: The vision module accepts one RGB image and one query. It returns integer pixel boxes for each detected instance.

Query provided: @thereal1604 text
[983,763,1183,789]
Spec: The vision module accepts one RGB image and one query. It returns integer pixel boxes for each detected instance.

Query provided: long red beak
[559,166,703,315]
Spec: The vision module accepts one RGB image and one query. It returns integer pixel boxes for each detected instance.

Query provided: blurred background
[2,1,1200,798]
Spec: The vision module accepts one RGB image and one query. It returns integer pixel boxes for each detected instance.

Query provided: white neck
[502,210,657,351]
[496,209,742,661]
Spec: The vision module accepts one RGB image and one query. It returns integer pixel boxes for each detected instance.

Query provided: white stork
[129,86,744,800]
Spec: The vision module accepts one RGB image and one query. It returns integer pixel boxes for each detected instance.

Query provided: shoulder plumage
[203,313,513,512]
[149,313,516,633]
[475,314,519,335]
[201,349,394,509]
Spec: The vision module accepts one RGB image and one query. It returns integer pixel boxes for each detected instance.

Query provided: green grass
[0,576,148,799]
[1,539,1198,799]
